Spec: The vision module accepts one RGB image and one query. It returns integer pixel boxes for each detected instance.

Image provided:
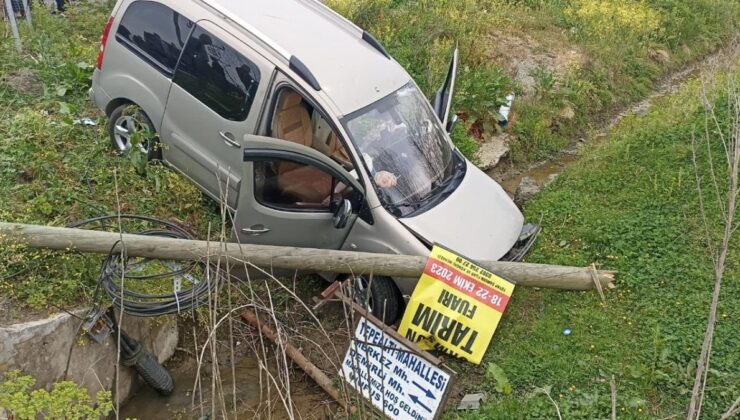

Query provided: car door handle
[219,131,240,148]
[241,226,271,236]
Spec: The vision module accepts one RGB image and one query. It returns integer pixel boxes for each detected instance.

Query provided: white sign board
[341,317,451,420]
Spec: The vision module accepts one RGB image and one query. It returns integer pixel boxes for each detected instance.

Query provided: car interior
[254,88,354,209]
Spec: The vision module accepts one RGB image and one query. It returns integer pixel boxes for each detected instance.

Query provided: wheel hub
[113,115,148,154]
[353,277,374,313]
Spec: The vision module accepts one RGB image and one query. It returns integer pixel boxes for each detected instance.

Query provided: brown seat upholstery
[275,91,313,150]
[279,165,333,204]
[274,91,332,203]
[326,131,351,165]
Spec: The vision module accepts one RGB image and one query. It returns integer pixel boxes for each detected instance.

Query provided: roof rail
[195,0,290,60]
[298,0,391,60]
[194,0,323,90]
[361,31,390,59]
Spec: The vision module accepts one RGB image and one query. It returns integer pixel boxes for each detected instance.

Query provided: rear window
[173,26,261,122]
[115,1,193,75]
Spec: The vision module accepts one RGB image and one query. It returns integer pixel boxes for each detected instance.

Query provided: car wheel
[353,275,402,324]
[108,103,161,160]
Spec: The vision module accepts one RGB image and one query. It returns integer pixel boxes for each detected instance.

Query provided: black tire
[133,349,175,396]
[354,275,402,325]
[107,103,162,161]
[122,339,175,396]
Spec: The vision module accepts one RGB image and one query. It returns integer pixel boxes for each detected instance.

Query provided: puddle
[120,356,333,419]
[494,152,578,197]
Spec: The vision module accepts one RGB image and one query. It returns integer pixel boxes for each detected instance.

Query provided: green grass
[328,0,740,162]
[0,5,219,309]
[1,3,738,417]
[446,71,740,418]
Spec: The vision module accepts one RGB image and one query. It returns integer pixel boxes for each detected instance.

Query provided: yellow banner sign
[398,246,515,364]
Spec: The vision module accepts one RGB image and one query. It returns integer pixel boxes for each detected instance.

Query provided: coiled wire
[70,215,217,317]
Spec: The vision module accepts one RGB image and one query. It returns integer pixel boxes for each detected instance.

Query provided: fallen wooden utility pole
[0,222,615,290]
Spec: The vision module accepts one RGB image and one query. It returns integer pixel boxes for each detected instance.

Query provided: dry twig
[686,61,739,420]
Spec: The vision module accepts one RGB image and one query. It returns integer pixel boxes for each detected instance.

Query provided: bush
[0,370,112,419]
[327,0,739,162]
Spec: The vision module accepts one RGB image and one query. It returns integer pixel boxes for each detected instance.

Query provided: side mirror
[333,198,352,229]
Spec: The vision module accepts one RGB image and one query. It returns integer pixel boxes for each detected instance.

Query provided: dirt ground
[489,28,586,97]
[3,68,43,96]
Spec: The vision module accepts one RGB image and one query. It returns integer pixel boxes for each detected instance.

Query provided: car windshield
[343,83,456,215]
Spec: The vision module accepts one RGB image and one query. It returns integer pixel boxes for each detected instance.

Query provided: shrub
[0,370,112,420]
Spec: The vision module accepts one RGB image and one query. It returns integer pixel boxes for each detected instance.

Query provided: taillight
[96,16,115,70]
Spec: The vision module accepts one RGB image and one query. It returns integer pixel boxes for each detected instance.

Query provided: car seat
[274,91,332,203]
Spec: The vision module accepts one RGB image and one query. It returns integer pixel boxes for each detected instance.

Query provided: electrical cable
[2,215,216,316]
[70,215,217,317]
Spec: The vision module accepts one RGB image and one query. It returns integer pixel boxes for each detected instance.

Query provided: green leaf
[55,86,68,97]
[58,102,71,115]
[486,363,513,395]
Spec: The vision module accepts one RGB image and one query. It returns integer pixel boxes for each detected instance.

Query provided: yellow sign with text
[398,246,515,364]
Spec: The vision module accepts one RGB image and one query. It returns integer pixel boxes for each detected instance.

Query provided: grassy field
[451,68,740,418]
[1,0,736,312]
[1,2,739,419]
[0,4,219,310]
[328,0,740,161]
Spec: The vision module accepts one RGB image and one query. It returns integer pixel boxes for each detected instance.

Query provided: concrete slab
[0,309,177,404]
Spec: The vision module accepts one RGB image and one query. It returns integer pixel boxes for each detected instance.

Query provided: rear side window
[173,26,261,122]
[115,1,193,75]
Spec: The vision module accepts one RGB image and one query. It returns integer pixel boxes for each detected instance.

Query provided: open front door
[431,45,459,132]
[234,135,365,249]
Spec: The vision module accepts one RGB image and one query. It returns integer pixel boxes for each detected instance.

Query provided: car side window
[254,159,348,211]
[115,1,193,75]
[173,26,261,122]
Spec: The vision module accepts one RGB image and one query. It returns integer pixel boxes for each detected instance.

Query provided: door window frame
[250,156,338,214]
[262,81,360,172]
[245,149,365,214]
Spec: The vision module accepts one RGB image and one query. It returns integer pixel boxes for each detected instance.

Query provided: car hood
[399,163,524,261]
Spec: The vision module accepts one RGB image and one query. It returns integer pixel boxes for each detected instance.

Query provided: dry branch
[687,67,739,420]
[241,308,348,410]
[0,222,616,291]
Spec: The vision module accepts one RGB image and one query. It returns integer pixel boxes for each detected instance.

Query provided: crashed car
[90,0,537,322]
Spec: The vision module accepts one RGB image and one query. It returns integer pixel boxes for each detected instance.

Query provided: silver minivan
[90,0,537,322]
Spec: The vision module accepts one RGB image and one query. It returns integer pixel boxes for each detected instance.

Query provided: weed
[0,6,220,309]
[458,70,740,418]
[450,120,479,160]
[531,65,556,99]
[329,0,739,162]
[0,370,112,419]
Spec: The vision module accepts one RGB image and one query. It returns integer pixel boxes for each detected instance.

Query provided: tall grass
[0,5,220,308]
[328,0,740,161]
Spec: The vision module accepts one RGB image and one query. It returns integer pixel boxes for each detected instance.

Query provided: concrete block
[0,309,177,404]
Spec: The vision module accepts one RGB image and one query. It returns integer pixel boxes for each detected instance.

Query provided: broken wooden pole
[0,222,616,290]
[241,309,349,410]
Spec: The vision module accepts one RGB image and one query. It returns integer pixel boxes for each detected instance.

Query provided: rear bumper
[88,71,110,114]
[501,223,540,262]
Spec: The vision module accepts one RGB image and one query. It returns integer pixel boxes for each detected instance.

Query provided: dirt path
[489,39,740,199]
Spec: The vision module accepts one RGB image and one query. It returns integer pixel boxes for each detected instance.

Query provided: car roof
[205,0,411,116]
